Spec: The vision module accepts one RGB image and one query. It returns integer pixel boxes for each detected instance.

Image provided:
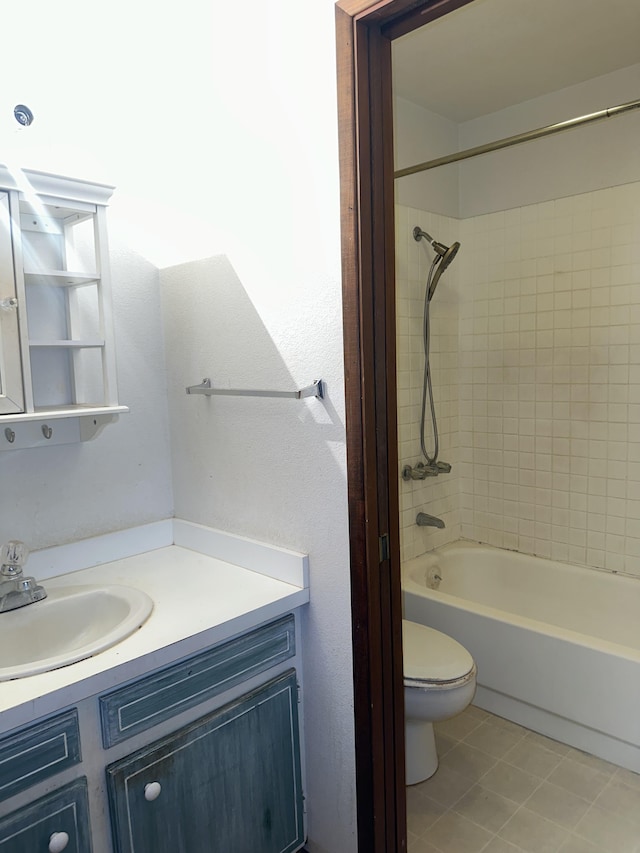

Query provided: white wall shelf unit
[0,165,127,450]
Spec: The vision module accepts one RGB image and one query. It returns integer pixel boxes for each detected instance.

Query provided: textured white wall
[394,64,640,221]
[0,2,356,850]
[459,64,640,217]
[0,232,173,549]
[394,96,460,217]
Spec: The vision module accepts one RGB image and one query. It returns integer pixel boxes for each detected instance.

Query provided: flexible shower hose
[420,256,440,466]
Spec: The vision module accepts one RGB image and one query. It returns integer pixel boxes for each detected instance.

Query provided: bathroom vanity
[0,521,309,852]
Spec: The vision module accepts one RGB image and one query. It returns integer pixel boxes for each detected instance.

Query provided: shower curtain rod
[394,97,640,179]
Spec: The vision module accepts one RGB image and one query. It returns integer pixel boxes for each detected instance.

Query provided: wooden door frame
[334,2,476,851]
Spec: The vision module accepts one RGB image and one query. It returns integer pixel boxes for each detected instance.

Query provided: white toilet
[403,619,477,785]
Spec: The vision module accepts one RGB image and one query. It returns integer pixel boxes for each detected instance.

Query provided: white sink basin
[0,584,153,680]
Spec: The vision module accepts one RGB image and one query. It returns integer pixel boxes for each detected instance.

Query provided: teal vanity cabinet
[106,669,304,853]
[0,778,92,853]
[0,710,92,852]
[0,612,305,851]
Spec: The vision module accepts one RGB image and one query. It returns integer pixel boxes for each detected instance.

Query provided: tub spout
[416,512,445,529]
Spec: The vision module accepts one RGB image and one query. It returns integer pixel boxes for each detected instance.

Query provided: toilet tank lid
[403,619,475,683]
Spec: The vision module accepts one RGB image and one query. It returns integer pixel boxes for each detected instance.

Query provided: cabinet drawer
[0,777,92,852]
[100,614,295,747]
[107,669,304,853]
[0,710,81,804]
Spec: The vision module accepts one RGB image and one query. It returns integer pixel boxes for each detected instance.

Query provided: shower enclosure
[395,67,640,573]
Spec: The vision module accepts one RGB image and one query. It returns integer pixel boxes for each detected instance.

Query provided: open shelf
[29,340,105,348]
[0,166,125,448]
[2,404,129,424]
[23,270,99,287]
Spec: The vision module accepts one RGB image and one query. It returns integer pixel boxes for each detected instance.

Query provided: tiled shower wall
[459,181,640,575]
[396,181,640,574]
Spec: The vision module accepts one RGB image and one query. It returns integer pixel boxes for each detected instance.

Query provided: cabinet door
[0,777,92,853]
[0,191,24,414]
[107,669,304,853]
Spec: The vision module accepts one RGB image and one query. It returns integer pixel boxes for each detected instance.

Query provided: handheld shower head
[413,226,460,300]
[437,240,460,275]
[427,242,460,300]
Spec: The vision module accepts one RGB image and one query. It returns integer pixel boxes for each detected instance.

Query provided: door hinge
[379,533,390,563]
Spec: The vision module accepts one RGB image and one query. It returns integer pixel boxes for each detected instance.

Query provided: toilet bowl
[403,619,477,785]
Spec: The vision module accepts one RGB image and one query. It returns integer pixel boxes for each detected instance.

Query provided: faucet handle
[1,540,29,576]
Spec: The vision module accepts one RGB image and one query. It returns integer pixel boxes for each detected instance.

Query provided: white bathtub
[402,540,640,772]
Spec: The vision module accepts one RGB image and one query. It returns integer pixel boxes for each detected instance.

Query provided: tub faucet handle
[402,462,438,480]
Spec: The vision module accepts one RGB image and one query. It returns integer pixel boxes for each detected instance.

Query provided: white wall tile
[398,181,640,574]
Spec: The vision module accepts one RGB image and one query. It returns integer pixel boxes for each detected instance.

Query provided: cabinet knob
[48,832,70,853]
[144,781,162,801]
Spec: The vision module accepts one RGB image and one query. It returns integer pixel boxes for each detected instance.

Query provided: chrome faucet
[416,512,445,529]
[0,540,47,613]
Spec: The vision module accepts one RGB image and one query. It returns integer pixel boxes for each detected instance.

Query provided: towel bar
[186,378,324,400]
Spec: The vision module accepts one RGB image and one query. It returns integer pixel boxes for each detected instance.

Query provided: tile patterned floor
[407,706,640,853]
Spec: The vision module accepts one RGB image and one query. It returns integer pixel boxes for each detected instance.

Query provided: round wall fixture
[13,104,34,126]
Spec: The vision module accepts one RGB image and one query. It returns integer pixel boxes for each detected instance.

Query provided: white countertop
[0,520,309,733]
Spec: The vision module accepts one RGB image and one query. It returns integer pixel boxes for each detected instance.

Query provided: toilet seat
[403,619,475,687]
